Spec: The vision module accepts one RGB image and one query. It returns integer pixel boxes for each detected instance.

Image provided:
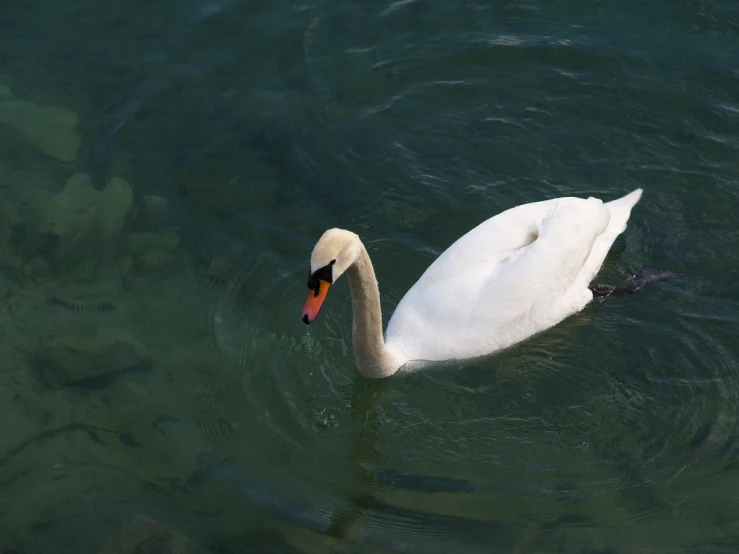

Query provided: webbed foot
[590,265,681,298]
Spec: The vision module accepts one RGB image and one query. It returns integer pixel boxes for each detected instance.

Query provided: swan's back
[385,189,643,367]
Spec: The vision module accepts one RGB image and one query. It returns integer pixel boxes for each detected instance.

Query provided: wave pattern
[6,0,736,551]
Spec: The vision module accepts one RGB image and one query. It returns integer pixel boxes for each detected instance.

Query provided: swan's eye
[307,263,335,291]
[307,271,319,291]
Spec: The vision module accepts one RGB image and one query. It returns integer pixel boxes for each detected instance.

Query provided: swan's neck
[345,242,400,378]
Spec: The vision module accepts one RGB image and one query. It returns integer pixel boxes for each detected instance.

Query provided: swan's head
[302,228,360,324]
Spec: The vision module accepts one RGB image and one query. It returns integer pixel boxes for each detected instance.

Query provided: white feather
[384,189,643,367]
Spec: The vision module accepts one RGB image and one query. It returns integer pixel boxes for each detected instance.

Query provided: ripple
[185,213,739,553]
[157,5,739,547]
[197,236,736,545]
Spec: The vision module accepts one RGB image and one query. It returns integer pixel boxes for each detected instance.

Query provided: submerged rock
[37,327,151,389]
[41,172,134,272]
[44,173,99,242]
[0,85,81,162]
[127,231,180,255]
[0,83,13,100]
[99,176,135,241]
[97,516,204,554]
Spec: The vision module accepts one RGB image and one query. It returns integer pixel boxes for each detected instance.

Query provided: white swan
[302,189,644,378]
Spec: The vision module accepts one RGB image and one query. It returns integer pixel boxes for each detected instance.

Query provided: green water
[1,0,739,552]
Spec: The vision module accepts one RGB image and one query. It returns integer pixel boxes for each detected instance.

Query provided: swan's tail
[570,188,644,293]
[591,265,681,297]
[588,190,681,297]
[604,188,643,236]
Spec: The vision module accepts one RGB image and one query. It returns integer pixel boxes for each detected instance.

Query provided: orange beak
[302,279,331,324]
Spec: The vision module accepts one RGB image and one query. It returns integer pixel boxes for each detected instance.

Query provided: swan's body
[302,189,644,378]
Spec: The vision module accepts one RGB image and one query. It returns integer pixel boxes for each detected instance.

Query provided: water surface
[1,0,739,552]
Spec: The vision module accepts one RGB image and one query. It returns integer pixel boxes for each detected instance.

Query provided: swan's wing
[386,197,611,363]
[483,196,610,308]
[409,197,567,290]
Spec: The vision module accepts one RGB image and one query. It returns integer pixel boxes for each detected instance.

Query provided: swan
[301,189,664,378]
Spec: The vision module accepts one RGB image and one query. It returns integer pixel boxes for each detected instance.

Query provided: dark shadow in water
[198,447,529,554]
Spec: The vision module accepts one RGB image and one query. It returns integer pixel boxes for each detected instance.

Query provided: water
[1,0,738,552]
